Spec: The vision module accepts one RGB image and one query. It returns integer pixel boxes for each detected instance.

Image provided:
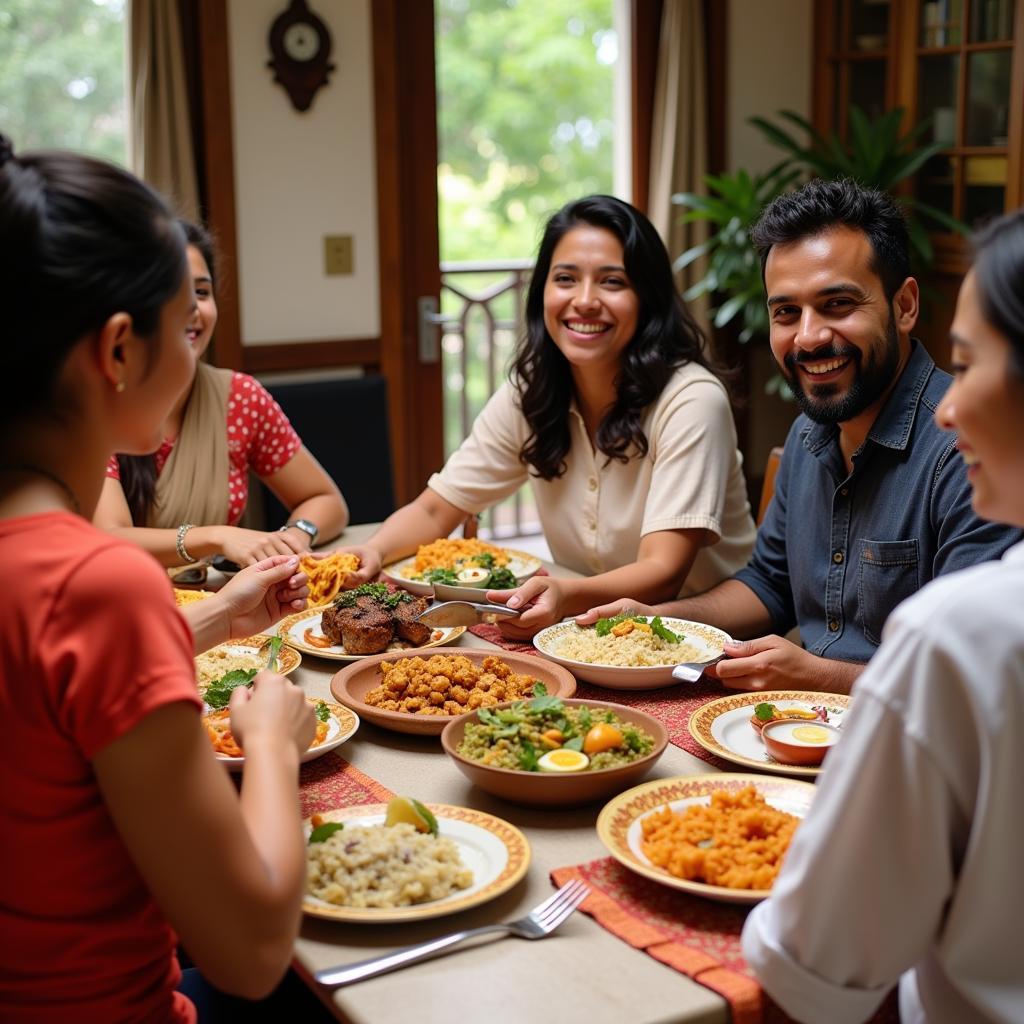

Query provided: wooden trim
[704,0,727,174]
[194,0,243,370]
[1008,0,1024,209]
[629,0,663,213]
[371,1,444,504]
[241,339,381,374]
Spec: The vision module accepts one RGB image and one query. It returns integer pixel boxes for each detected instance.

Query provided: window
[0,0,127,164]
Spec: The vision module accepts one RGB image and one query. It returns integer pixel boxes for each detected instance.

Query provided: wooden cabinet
[812,0,1024,360]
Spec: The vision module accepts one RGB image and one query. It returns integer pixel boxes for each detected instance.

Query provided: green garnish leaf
[477,707,496,725]
[529,689,564,714]
[204,667,258,710]
[264,635,284,671]
[487,566,517,589]
[423,567,459,585]
[532,681,548,697]
[335,583,412,610]
[754,702,776,721]
[315,700,331,722]
[410,799,439,837]
[472,553,496,569]
[308,821,345,844]
[650,616,681,644]
[563,735,584,752]
[518,740,539,772]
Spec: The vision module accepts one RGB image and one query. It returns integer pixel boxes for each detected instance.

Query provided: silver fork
[315,878,589,989]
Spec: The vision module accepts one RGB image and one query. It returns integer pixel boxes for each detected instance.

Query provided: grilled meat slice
[392,594,431,646]
[322,597,394,654]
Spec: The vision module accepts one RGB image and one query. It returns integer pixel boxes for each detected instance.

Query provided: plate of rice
[533,615,730,690]
[194,635,301,691]
[303,803,530,922]
[381,538,542,597]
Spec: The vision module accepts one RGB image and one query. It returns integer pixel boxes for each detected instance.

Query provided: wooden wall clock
[267,0,335,112]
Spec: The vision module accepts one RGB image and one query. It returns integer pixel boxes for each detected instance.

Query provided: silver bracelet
[176,523,198,564]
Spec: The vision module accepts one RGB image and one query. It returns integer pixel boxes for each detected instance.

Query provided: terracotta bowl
[441,698,669,807]
[330,647,576,736]
[761,719,842,767]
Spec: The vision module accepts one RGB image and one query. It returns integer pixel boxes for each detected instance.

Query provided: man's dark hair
[752,178,911,300]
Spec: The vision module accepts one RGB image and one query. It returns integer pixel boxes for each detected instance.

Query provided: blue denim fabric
[734,341,1023,662]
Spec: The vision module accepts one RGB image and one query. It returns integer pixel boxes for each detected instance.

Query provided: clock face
[283,21,320,62]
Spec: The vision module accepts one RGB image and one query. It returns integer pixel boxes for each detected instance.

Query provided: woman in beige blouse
[339,195,755,634]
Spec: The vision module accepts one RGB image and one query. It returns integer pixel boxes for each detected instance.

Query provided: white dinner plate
[277,608,465,661]
[303,803,530,922]
[206,699,359,772]
[688,691,851,778]
[381,548,542,598]
[533,617,730,690]
[597,774,816,905]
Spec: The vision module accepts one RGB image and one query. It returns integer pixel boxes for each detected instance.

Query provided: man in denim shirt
[580,179,1020,693]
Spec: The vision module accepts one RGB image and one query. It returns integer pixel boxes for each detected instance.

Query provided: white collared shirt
[742,540,1024,1024]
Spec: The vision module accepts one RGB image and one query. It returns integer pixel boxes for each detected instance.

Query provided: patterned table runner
[468,623,732,768]
[298,752,395,818]
[551,857,898,1024]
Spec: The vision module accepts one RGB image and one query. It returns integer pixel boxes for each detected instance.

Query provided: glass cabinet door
[914,0,1017,228]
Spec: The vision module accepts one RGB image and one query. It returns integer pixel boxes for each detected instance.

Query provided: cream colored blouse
[428,364,756,596]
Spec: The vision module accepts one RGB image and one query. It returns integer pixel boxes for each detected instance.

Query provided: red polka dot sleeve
[104,456,121,481]
[224,374,301,522]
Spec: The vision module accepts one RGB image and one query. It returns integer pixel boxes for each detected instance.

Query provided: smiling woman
[324,195,757,635]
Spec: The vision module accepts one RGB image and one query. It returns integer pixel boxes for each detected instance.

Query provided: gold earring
[115,381,126,393]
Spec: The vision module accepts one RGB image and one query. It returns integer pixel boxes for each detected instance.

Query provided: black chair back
[259,374,396,528]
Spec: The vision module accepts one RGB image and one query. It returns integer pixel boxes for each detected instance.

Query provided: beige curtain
[647,0,709,330]
[127,0,199,219]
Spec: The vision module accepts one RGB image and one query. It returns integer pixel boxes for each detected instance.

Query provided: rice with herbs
[553,625,703,667]
[194,648,263,689]
[307,823,473,908]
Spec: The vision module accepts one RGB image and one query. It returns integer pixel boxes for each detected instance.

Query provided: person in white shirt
[332,195,755,634]
[741,207,1024,1024]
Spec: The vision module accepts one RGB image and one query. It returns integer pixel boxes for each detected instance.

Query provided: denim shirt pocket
[856,538,921,646]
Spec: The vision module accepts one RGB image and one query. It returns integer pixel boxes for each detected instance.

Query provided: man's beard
[783,314,901,425]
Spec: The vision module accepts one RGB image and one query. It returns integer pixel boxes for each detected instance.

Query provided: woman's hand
[310,544,383,587]
[229,671,316,757]
[217,555,308,637]
[485,577,567,638]
[210,526,310,567]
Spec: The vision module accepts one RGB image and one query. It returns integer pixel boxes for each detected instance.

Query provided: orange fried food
[641,786,799,891]
[300,552,361,606]
[411,538,510,575]
[364,654,538,716]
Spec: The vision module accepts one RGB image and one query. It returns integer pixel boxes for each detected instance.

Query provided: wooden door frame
[189,0,441,505]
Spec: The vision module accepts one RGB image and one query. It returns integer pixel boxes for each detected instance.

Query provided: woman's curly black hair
[512,194,713,480]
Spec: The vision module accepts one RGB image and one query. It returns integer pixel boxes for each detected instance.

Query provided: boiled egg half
[537,748,590,773]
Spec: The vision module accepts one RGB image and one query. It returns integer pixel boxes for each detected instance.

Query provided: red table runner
[551,857,898,1024]
[468,623,732,768]
[298,752,395,818]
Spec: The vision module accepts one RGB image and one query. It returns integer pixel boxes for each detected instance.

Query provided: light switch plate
[324,235,354,275]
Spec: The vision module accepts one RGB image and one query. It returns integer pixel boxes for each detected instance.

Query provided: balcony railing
[438,259,540,538]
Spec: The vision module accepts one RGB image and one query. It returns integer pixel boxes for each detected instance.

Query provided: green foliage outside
[435,0,616,535]
[436,0,615,262]
[0,0,126,164]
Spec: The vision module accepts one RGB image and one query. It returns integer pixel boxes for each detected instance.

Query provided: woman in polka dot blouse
[93,222,348,567]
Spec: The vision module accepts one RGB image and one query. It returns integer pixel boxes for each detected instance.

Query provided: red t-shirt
[0,513,201,1023]
[106,371,302,525]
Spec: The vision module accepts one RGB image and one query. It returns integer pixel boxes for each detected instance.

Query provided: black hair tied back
[0,134,14,166]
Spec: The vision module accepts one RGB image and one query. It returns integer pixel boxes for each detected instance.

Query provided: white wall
[727,0,813,173]
[227,0,379,344]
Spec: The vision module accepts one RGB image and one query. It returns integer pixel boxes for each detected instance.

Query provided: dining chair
[757,446,785,526]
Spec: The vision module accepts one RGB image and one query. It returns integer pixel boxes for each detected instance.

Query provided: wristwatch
[280,518,318,544]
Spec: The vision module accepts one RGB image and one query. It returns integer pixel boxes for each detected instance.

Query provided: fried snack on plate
[641,785,798,890]
[174,588,214,607]
[300,551,361,605]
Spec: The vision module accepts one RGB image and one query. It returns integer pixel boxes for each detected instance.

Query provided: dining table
[279,524,739,1024]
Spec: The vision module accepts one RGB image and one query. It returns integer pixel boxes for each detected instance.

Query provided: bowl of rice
[441,697,668,807]
[533,615,731,690]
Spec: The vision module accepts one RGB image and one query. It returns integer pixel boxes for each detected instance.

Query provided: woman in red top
[0,137,316,1022]
[93,220,349,568]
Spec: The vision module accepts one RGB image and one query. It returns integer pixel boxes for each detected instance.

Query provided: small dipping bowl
[761,719,842,767]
